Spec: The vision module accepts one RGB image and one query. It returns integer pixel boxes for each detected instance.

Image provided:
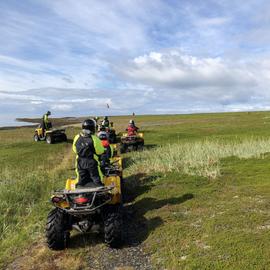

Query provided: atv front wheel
[46,208,70,250]
[34,134,39,142]
[104,205,123,248]
[137,143,144,151]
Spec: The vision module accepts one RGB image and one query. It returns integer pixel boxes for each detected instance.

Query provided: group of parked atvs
[34,119,144,249]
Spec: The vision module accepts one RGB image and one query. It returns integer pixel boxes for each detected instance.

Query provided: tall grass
[128,137,270,179]
[0,141,74,268]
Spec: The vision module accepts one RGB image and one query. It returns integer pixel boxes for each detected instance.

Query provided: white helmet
[129,119,134,124]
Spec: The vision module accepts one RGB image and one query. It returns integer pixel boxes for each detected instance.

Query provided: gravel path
[86,204,152,270]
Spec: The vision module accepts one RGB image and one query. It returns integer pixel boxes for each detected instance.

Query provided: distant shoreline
[0,124,36,130]
[0,111,268,130]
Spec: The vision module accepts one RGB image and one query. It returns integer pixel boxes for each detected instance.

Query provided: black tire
[34,134,39,142]
[46,208,70,250]
[104,205,123,248]
[46,135,53,144]
[62,134,67,142]
[120,144,127,154]
[137,142,144,151]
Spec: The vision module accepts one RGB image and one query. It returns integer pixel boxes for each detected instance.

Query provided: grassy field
[1,112,270,269]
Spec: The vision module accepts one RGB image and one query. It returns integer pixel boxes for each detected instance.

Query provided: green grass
[128,137,270,179]
[1,111,270,269]
[0,127,79,268]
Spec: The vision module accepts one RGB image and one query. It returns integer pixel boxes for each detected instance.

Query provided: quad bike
[98,122,117,144]
[106,127,117,144]
[46,163,123,250]
[120,132,144,153]
[34,122,67,144]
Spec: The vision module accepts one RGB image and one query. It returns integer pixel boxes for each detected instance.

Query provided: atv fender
[104,176,121,204]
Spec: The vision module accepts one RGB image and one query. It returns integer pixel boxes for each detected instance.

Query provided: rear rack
[54,185,114,195]
[53,185,115,215]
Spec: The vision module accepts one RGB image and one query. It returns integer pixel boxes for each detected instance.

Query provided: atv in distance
[46,164,123,250]
[120,132,144,153]
[107,127,117,144]
[97,122,117,144]
[34,122,67,144]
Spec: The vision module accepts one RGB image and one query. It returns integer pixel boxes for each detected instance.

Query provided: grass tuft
[128,137,270,179]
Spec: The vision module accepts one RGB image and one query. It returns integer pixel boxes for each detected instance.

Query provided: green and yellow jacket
[72,132,105,179]
[43,114,49,129]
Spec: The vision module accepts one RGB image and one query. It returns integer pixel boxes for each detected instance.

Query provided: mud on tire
[104,205,123,248]
[46,208,70,250]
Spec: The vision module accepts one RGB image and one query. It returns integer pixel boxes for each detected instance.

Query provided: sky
[1,0,270,126]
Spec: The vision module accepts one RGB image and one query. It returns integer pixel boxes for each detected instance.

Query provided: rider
[72,119,105,187]
[126,119,139,136]
[42,111,51,136]
[98,131,114,171]
[101,116,110,128]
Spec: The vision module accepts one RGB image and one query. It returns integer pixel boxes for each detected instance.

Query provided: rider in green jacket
[42,111,51,136]
[72,119,105,187]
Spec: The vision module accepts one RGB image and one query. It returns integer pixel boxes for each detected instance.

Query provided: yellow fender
[111,156,122,169]
[122,132,143,138]
[35,128,43,136]
[65,178,78,191]
[104,176,122,204]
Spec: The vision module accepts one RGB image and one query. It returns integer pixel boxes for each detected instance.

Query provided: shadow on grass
[122,173,158,203]
[122,193,193,247]
[143,144,157,150]
[134,193,194,216]
[122,156,133,170]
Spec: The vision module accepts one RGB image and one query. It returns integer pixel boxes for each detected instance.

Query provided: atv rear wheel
[46,208,70,250]
[120,144,127,154]
[46,135,53,144]
[62,134,67,142]
[34,134,39,142]
[104,205,123,248]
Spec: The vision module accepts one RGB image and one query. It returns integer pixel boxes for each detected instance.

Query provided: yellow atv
[98,122,117,143]
[34,123,67,144]
[120,132,144,153]
[46,163,123,249]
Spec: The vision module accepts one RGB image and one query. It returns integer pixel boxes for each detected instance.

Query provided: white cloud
[51,104,73,111]
[120,50,257,89]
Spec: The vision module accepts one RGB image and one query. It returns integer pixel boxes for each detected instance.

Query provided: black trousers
[77,158,102,186]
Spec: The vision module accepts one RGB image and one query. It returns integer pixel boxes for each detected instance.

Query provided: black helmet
[47,111,51,115]
[82,119,96,133]
[104,116,108,120]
